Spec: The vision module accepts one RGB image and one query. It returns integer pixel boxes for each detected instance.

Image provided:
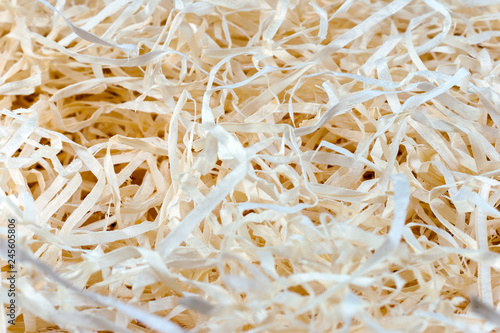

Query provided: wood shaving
[1,0,500,332]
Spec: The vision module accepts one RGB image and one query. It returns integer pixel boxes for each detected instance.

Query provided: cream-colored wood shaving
[1,0,500,332]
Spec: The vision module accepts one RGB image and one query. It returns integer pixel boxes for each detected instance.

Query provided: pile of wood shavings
[2,0,500,331]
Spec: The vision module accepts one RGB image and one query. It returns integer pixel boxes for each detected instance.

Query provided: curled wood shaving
[1,0,500,332]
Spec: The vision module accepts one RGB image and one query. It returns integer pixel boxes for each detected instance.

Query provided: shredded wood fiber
[2,0,500,332]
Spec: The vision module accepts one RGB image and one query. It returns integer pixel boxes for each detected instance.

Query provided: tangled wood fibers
[2,0,500,332]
